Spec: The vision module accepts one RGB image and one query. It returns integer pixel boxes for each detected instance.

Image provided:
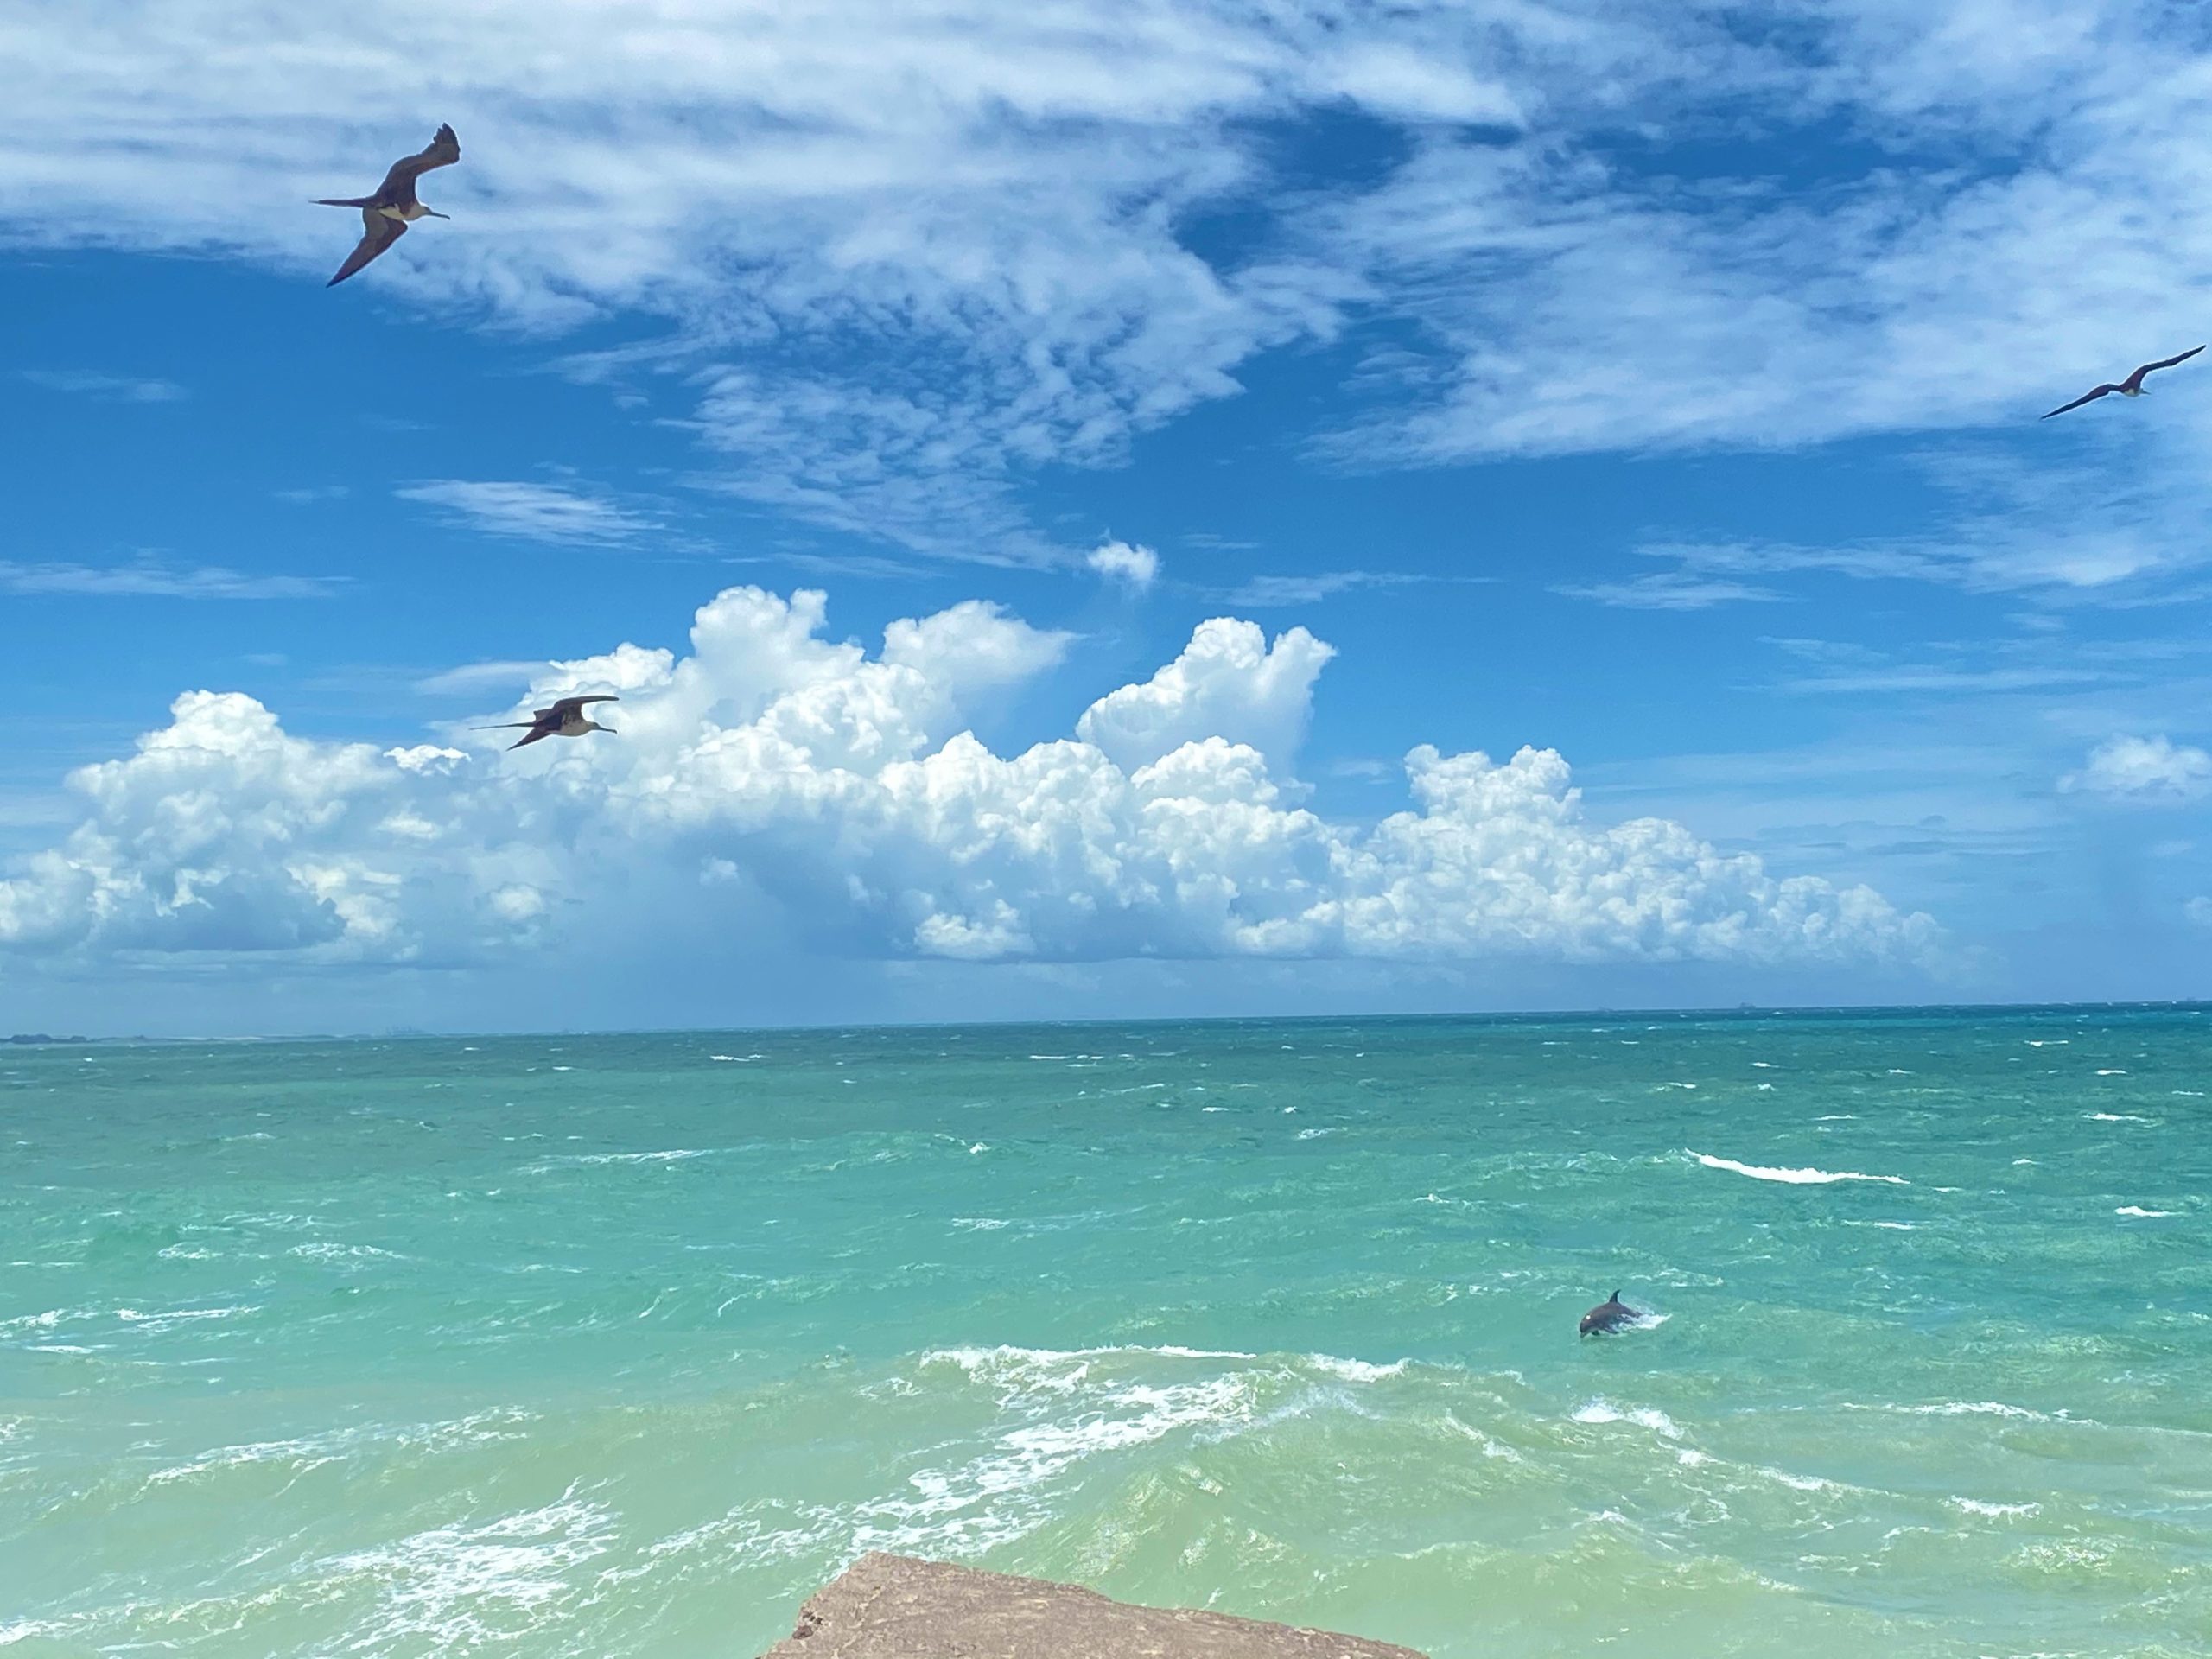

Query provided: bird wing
[2040,384,2117,419]
[543,694,619,720]
[376,123,461,203]
[2125,344,2207,388]
[327,209,405,286]
[508,724,556,749]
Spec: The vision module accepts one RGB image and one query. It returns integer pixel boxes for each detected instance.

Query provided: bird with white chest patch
[478,695,619,751]
[316,124,461,287]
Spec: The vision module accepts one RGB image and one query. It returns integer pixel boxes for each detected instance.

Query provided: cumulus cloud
[1075,618,1332,774]
[0,583,1940,976]
[2061,735,2212,804]
[1087,540,1159,589]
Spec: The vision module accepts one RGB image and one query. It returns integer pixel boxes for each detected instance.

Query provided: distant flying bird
[315,124,461,286]
[2041,345,2205,419]
[478,695,618,751]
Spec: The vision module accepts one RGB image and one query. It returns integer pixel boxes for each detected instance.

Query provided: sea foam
[1690,1151,1908,1185]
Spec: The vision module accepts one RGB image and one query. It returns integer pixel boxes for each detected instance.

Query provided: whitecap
[2116,1205,2177,1217]
[567,1148,711,1166]
[2088,1113,2152,1123]
[1573,1400,1681,1437]
[1949,1497,2039,1518]
[1305,1355,1408,1383]
[2094,1069,2128,1077]
[1897,1401,2045,1420]
[1690,1151,1908,1185]
[950,1217,1009,1231]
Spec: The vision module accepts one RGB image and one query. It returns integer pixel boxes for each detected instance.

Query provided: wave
[1892,1401,2047,1420]
[1306,1355,1408,1383]
[1573,1399,1682,1438]
[2088,1113,2152,1123]
[1949,1497,2040,1518]
[2116,1205,2177,1217]
[1690,1151,1908,1185]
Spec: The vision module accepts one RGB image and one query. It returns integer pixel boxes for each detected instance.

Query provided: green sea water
[3,1008,2209,1656]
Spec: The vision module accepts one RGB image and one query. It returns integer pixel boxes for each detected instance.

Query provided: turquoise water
[3,1009,2209,1656]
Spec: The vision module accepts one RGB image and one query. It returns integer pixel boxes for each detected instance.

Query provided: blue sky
[3,0,2210,1035]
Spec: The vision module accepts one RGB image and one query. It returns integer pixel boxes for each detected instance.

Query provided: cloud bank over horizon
[0,583,1942,988]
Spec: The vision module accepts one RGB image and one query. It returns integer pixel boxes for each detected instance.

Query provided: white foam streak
[1691,1151,1908,1185]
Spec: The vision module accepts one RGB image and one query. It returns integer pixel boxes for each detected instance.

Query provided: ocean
[3,1008,2207,1656]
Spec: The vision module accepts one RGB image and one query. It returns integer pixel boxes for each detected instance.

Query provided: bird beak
[426,208,451,219]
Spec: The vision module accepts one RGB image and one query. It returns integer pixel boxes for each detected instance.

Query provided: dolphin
[1580,1288,1642,1336]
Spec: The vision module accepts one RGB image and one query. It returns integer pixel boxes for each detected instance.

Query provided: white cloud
[1075,618,1332,774]
[0,560,341,599]
[415,660,556,696]
[2186,896,2212,929]
[22,3,2203,571]
[0,582,1940,976]
[1554,572,1786,611]
[2061,734,2212,804]
[19,369,185,403]
[395,480,654,544]
[1086,539,1159,589]
[1222,571,1427,607]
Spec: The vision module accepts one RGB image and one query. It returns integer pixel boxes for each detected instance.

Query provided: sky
[3,0,2210,1036]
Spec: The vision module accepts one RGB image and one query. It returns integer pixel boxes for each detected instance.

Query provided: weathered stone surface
[758,1554,1428,1659]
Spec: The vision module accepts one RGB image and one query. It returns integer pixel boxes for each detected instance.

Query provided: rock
[758,1554,1428,1658]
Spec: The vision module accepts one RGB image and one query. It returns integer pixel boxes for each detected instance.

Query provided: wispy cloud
[1556,572,1787,611]
[0,560,341,599]
[414,659,556,696]
[20,369,185,403]
[1221,570,1427,607]
[11,2,2212,577]
[395,480,655,545]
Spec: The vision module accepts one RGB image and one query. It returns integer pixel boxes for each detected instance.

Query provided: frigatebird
[478,695,618,751]
[2042,345,2205,419]
[316,124,461,286]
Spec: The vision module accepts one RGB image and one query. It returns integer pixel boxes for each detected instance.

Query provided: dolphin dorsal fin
[1611,1288,1621,1303]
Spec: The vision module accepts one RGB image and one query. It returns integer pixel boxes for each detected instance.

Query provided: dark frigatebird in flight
[316,124,461,286]
[479,695,619,751]
[2042,346,2204,419]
